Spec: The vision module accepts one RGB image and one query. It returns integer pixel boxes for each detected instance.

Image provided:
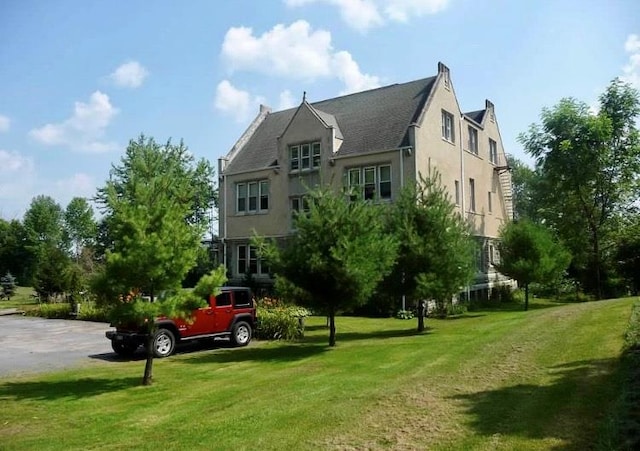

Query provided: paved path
[0,315,112,377]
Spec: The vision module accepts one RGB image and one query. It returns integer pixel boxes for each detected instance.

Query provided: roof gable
[224,76,437,174]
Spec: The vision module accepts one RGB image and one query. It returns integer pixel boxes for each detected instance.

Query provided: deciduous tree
[519,79,640,298]
[497,220,571,310]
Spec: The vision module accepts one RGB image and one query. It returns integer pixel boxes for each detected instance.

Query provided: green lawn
[0,297,635,450]
[0,286,39,310]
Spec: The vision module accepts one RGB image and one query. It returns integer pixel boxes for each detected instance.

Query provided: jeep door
[213,291,235,331]
[184,295,216,336]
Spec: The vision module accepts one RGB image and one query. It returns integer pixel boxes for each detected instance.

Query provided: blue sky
[1,0,639,220]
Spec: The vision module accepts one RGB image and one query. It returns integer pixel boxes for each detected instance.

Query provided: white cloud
[222,21,333,79]
[332,51,380,94]
[0,114,10,132]
[278,90,297,110]
[622,33,640,89]
[0,149,37,218]
[221,21,379,94]
[29,91,119,153]
[0,149,34,173]
[214,80,266,122]
[384,0,449,22]
[109,61,149,88]
[284,0,448,31]
[53,173,96,207]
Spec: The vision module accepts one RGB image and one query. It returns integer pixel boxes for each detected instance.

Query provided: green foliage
[34,245,72,301]
[1,272,17,300]
[0,219,32,284]
[624,301,640,351]
[64,197,97,260]
[192,265,226,300]
[519,79,640,298]
[255,186,398,346]
[396,309,414,320]
[96,135,213,302]
[25,302,71,319]
[382,170,475,328]
[255,307,308,340]
[497,220,571,310]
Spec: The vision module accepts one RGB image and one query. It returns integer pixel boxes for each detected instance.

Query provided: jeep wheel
[152,328,176,358]
[231,321,252,347]
[111,341,138,357]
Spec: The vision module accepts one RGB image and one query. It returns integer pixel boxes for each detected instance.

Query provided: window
[236,183,247,212]
[364,167,376,200]
[312,142,321,168]
[291,196,310,217]
[237,245,269,276]
[468,126,478,154]
[248,182,258,211]
[488,191,492,213]
[234,290,252,307]
[489,244,495,265]
[469,178,476,212]
[301,143,310,170]
[290,145,299,171]
[236,180,269,214]
[347,164,392,201]
[442,110,455,143]
[489,139,498,164]
[260,180,269,210]
[215,292,232,307]
[455,180,460,205]
[290,142,321,171]
[378,166,391,199]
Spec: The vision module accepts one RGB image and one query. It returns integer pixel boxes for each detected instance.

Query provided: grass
[0,286,39,310]
[0,297,636,450]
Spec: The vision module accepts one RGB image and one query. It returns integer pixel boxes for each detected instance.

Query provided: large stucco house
[217,62,514,301]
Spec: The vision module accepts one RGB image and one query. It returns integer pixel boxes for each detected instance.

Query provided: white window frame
[236,179,269,214]
[468,125,478,154]
[442,110,455,143]
[289,142,321,172]
[347,165,392,201]
[378,165,391,200]
[489,138,498,164]
[469,178,476,212]
[237,244,269,276]
[290,145,300,171]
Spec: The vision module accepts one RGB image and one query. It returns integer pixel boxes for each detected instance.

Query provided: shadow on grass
[301,327,427,344]
[471,300,567,313]
[449,358,623,450]
[0,376,140,401]
[89,338,236,363]
[182,342,329,365]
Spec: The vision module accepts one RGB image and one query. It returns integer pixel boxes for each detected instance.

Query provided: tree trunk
[593,229,602,300]
[142,330,154,386]
[524,283,529,311]
[328,310,336,347]
[417,300,425,332]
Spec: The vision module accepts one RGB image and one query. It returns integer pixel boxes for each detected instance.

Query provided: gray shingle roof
[225,76,437,174]
[464,109,486,125]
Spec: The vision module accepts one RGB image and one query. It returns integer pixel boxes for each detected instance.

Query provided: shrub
[1,272,17,300]
[77,301,110,322]
[25,302,71,319]
[396,309,414,320]
[255,297,311,340]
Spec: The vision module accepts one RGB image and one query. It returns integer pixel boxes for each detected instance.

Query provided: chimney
[485,100,495,121]
[438,62,451,88]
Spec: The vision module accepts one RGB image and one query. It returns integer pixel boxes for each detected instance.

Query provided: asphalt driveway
[0,315,111,377]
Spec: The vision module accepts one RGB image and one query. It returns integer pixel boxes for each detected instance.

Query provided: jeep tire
[152,328,176,358]
[231,321,252,347]
[111,340,138,357]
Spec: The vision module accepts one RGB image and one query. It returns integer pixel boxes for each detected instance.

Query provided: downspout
[459,114,470,302]
[219,158,228,272]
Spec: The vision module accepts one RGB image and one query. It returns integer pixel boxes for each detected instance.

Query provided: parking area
[0,315,112,377]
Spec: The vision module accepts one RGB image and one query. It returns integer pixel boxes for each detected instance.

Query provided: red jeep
[105,287,256,358]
